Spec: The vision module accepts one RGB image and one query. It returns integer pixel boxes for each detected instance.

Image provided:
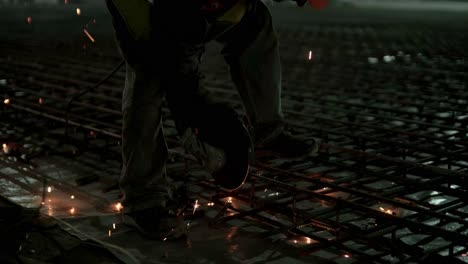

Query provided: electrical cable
[25,61,131,263]
[64,60,125,138]
[10,59,124,212]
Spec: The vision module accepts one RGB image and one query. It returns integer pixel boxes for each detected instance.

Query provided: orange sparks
[27,17,32,24]
[2,143,7,153]
[207,202,214,206]
[379,207,393,215]
[113,223,116,230]
[70,195,75,199]
[227,197,233,204]
[193,199,200,214]
[83,29,95,43]
[47,186,52,193]
[108,230,112,237]
[70,207,75,214]
[114,202,123,212]
[344,254,351,258]
[76,8,81,16]
[4,98,10,105]
[308,50,313,60]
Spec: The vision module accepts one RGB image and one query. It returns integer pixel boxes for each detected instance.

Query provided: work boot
[253,123,319,158]
[181,103,252,190]
[122,204,187,240]
[181,128,226,174]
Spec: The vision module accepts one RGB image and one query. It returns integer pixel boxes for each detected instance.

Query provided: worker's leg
[160,9,236,180]
[107,0,171,212]
[120,64,171,212]
[218,1,285,143]
[160,4,212,135]
[218,2,318,156]
[163,40,210,135]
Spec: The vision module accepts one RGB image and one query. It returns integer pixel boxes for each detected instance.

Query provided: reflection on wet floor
[0,151,336,263]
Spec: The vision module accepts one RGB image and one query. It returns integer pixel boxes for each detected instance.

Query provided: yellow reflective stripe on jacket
[110,0,152,41]
[215,0,248,23]
[206,0,250,40]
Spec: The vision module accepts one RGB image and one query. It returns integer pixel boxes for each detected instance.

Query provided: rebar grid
[1,20,467,263]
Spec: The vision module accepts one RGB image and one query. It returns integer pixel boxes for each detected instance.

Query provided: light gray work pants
[108,1,284,211]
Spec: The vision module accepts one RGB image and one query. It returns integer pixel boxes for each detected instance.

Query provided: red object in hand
[308,0,329,10]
